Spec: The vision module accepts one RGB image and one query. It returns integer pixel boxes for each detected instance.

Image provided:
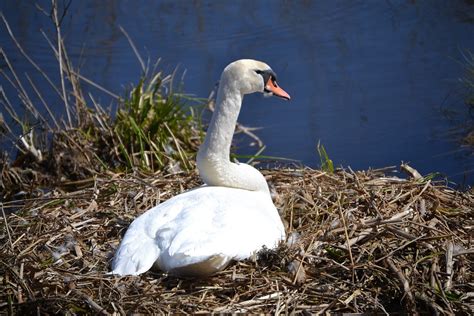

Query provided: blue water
[1,0,473,186]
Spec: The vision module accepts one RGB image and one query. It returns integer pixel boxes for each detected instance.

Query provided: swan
[110,59,290,277]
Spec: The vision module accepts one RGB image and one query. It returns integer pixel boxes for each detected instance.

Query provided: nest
[1,167,473,314]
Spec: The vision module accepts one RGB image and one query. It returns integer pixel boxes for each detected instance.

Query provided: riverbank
[1,166,472,314]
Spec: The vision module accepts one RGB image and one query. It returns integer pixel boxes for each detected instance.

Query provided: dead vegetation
[1,166,472,314]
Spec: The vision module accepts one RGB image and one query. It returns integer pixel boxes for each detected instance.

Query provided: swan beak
[265,78,291,100]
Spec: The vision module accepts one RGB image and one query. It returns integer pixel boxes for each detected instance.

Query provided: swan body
[111,59,290,277]
[111,186,283,276]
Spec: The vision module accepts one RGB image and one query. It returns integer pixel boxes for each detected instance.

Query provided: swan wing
[109,190,192,276]
[110,186,285,276]
[109,226,160,276]
[159,187,285,269]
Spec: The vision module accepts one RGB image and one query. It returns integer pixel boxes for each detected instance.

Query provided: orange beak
[265,78,291,100]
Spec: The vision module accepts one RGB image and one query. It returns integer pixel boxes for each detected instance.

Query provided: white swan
[110,59,290,277]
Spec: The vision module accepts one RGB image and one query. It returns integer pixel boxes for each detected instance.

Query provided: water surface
[1,0,473,185]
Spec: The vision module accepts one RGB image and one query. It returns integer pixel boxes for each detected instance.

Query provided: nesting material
[1,167,472,314]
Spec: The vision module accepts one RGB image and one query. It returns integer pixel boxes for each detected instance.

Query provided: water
[1,0,473,186]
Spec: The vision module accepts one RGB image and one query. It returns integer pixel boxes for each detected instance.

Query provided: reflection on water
[1,0,473,185]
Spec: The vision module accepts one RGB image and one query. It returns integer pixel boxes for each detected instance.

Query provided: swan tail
[109,235,160,276]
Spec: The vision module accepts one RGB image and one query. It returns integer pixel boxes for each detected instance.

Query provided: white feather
[111,186,284,276]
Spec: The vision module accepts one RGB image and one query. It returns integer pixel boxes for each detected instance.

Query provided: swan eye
[255,69,273,87]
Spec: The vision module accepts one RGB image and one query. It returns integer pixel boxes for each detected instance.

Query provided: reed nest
[1,166,473,315]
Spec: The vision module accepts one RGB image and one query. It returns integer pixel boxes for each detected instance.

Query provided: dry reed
[1,166,472,314]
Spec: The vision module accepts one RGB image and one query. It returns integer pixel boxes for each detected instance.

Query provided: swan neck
[200,82,242,160]
[196,72,270,194]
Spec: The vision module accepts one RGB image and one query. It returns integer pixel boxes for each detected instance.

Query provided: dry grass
[1,166,472,314]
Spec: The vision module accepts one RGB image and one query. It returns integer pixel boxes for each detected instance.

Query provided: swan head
[222,59,291,100]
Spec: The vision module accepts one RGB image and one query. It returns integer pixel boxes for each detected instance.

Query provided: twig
[0,13,63,99]
[246,145,266,164]
[119,25,145,73]
[402,180,431,212]
[1,203,13,251]
[52,0,72,127]
[401,163,423,180]
[338,194,355,283]
[72,289,110,315]
[234,292,281,307]
[0,49,35,118]
[375,234,425,263]
[385,258,417,314]
[444,241,454,291]
[433,265,455,314]
[235,123,264,148]
[71,70,120,99]
[0,86,17,133]
[346,227,374,247]
[348,166,383,219]
[25,73,57,129]
[292,236,314,285]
